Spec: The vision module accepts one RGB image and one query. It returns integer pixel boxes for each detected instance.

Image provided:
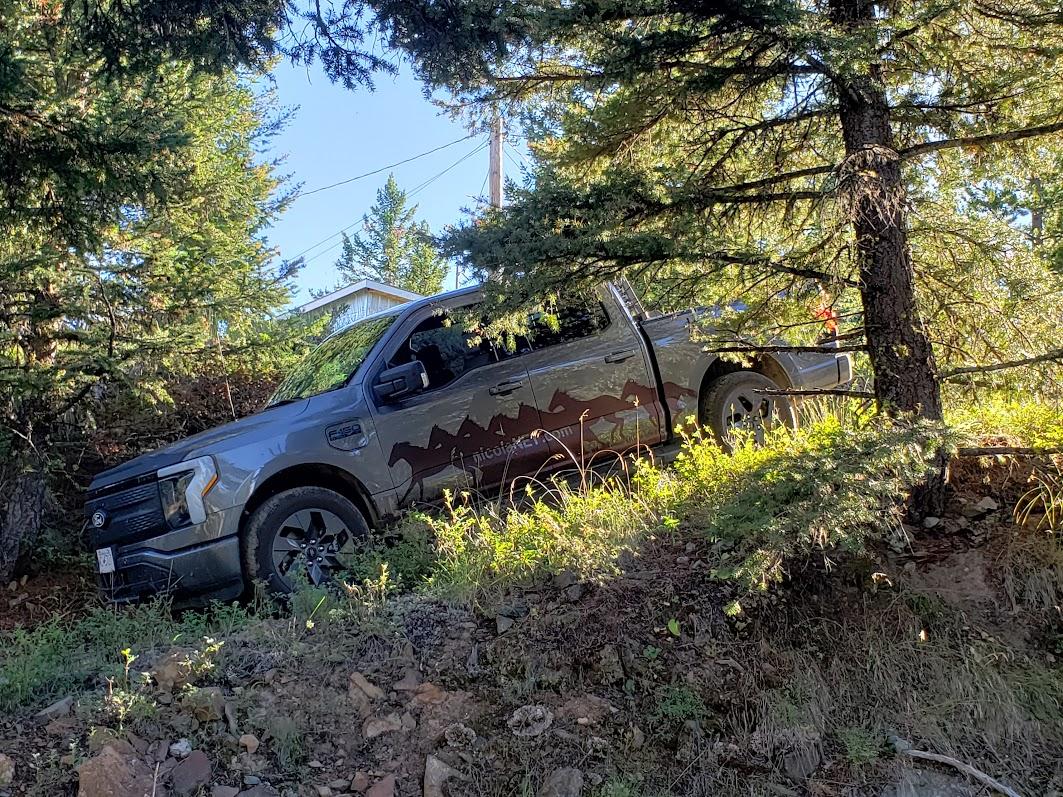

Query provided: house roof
[294,278,425,315]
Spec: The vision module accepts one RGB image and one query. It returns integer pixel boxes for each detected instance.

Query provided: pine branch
[706,164,835,194]
[901,121,1063,160]
[709,344,867,354]
[940,347,1063,379]
[758,388,876,398]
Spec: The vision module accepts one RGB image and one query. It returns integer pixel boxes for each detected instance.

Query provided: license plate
[96,547,115,574]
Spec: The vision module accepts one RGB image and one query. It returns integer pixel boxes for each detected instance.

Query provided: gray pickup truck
[85,282,851,603]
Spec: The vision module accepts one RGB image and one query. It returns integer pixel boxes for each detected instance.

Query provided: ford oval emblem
[91,510,107,529]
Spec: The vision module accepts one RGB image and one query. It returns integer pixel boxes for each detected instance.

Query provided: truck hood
[89,399,309,491]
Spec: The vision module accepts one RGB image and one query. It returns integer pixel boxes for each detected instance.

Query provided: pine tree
[335,174,447,295]
[288,0,1063,510]
[0,1,296,579]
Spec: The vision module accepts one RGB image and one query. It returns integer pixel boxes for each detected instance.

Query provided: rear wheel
[243,486,369,593]
[700,372,796,450]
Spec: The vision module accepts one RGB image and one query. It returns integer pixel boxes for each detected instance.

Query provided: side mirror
[373,360,429,403]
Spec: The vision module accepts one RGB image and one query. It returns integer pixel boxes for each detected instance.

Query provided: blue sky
[265,60,518,305]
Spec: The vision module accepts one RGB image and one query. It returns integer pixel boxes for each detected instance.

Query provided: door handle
[489,380,524,396]
[604,349,637,364]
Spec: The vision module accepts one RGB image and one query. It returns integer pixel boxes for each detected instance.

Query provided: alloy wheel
[271,508,358,585]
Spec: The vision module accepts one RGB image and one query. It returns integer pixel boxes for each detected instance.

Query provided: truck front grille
[86,477,167,548]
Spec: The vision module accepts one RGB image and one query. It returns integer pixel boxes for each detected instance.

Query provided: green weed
[836,726,881,764]
[0,599,249,712]
[654,684,706,722]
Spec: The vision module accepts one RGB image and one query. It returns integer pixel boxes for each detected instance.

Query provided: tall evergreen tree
[0,0,297,578]
[286,0,1063,509]
[334,174,447,296]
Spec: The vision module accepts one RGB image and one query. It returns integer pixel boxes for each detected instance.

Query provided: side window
[388,308,507,392]
[529,294,610,349]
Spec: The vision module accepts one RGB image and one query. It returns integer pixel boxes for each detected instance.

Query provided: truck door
[522,287,667,463]
[369,299,549,504]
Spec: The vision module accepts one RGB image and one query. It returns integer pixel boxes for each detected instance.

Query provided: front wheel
[700,372,796,450]
[243,486,370,593]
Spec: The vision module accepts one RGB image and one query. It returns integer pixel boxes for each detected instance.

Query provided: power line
[294,133,477,200]
[284,138,487,265]
[409,140,489,197]
[297,139,490,268]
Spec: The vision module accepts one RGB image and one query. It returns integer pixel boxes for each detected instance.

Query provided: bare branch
[708,164,835,194]
[901,121,1063,160]
[956,446,1063,457]
[940,347,1063,379]
[709,344,867,354]
[758,388,876,398]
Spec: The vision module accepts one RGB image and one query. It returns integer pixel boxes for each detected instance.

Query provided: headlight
[157,456,217,528]
[159,470,194,528]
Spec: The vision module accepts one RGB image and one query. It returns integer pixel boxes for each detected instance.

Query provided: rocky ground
[0,458,1061,797]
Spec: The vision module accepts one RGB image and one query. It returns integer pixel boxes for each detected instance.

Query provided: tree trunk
[830,0,945,512]
[0,459,47,582]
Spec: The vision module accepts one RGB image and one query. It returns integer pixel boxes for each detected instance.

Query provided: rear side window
[529,295,610,349]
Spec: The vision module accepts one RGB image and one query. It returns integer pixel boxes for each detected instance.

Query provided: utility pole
[489,111,503,209]
[458,113,504,290]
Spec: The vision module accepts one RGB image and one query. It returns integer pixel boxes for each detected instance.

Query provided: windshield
[268,315,395,406]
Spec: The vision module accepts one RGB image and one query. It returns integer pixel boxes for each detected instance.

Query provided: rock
[880,769,978,797]
[224,702,239,734]
[237,786,279,797]
[77,745,157,797]
[411,682,447,706]
[351,771,371,792]
[212,787,240,797]
[557,694,614,725]
[562,583,584,602]
[46,717,79,735]
[496,614,514,634]
[315,787,332,797]
[553,570,579,589]
[349,672,386,701]
[127,733,149,755]
[239,734,260,755]
[0,753,14,789]
[152,649,194,692]
[35,695,74,721]
[392,668,422,691]
[362,713,403,739]
[423,755,460,797]
[364,774,396,797]
[347,684,373,719]
[922,516,941,529]
[182,686,226,722]
[508,705,554,737]
[172,750,212,796]
[539,768,583,797]
[169,739,194,759]
[89,727,134,754]
[975,496,998,512]
[328,779,351,790]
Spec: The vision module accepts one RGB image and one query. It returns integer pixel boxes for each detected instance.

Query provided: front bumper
[94,505,245,605]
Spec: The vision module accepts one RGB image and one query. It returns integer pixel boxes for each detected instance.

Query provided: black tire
[242,486,369,593]
[699,371,797,450]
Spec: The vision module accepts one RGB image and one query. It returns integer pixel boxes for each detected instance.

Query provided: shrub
[413,415,949,603]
